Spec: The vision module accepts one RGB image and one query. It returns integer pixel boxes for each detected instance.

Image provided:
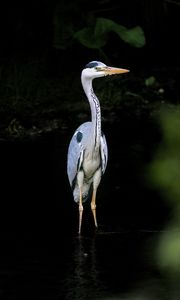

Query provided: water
[0,126,176,299]
[3,230,167,300]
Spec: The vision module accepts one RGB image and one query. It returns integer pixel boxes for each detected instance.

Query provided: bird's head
[82,61,129,80]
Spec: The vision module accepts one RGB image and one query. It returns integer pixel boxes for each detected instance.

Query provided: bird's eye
[95,67,101,71]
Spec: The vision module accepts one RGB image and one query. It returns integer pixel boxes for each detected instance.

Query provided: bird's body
[67,121,108,203]
[67,61,129,234]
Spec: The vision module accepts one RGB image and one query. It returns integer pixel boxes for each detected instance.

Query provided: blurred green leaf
[113,24,146,48]
[157,228,180,274]
[74,27,106,49]
[145,76,156,87]
[151,157,180,201]
[149,106,180,275]
[74,17,146,49]
[162,109,180,148]
[149,106,180,204]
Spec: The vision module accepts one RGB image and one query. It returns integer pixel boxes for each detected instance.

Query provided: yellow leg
[78,188,83,235]
[91,189,98,228]
[77,171,84,235]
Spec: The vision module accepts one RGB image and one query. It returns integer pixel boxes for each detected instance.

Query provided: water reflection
[56,231,180,300]
[62,236,105,300]
[2,226,180,299]
[58,231,159,300]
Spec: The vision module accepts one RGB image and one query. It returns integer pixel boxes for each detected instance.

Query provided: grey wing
[67,133,83,188]
[67,122,91,187]
[100,133,108,174]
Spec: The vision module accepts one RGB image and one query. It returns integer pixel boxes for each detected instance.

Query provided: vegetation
[149,107,180,275]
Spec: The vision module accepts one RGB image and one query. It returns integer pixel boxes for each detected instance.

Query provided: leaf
[74,27,106,49]
[116,25,146,48]
[94,18,115,36]
[96,18,145,48]
[145,76,156,87]
[74,18,146,49]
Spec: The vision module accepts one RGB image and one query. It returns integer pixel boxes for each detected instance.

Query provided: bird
[67,61,129,234]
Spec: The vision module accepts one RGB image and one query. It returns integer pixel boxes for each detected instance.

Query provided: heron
[67,61,129,234]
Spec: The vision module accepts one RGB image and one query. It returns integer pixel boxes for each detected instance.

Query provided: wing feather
[67,122,91,187]
[100,133,108,174]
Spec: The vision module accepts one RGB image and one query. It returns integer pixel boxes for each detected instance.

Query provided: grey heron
[67,61,129,234]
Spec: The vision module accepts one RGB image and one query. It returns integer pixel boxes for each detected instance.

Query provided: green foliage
[150,106,180,204]
[74,18,145,49]
[53,1,146,51]
[149,106,180,275]
[157,228,180,274]
[145,76,156,87]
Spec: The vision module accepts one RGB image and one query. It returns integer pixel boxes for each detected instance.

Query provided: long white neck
[81,75,101,151]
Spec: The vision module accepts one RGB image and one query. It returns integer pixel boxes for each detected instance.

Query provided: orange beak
[102,66,130,75]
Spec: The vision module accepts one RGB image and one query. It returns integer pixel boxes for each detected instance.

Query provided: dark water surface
[0,125,174,299]
[2,230,168,300]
